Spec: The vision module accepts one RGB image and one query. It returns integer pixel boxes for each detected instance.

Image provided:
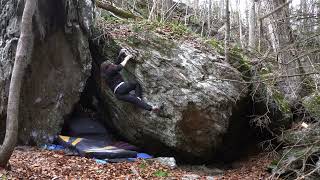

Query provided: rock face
[94,31,248,159]
[0,0,94,144]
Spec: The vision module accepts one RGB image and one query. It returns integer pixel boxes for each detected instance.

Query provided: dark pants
[115,81,153,111]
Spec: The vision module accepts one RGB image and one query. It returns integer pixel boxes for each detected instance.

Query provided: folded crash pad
[58,135,138,159]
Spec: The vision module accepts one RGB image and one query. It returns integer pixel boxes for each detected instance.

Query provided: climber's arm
[108,54,133,74]
[120,54,133,67]
[115,51,125,65]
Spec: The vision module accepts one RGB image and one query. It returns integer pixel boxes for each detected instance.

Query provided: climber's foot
[152,106,161,113]
[151,104,164,114]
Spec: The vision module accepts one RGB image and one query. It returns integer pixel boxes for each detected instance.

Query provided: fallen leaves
[0,146,273,179]
[218,153,273,180]
[6,147,188,179]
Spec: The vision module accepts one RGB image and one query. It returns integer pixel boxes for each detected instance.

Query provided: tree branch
[259,0,292,20]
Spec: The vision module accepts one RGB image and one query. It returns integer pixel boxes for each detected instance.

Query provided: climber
[101,49,160,113]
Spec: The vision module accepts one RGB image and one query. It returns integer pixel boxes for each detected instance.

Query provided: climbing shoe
[152,104,165,115]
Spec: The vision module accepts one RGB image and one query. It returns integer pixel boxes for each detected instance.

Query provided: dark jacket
[102,64,124,91]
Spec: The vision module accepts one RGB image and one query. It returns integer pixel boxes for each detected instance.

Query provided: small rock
[207,168,224,175]
[206,176,216,180]
[130,166,139,176]
[154,157,177,169]
[182,174,200,180]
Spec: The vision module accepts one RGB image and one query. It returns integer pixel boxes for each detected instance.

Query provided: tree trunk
[245,0,249,35]
[194,0,199,20]
[220,0,225,20]
[201,21,205,37]
[267,0,301,103]
[238,0,245,48]
[0,0,37,167]
[300,0,308,34]
[225,0,230,62]
[160,0,164,22]
[257,0,262,52]
[184,0,189,26]
[148,0,157,21]
[248,0,256,50]
[207,0,212,37]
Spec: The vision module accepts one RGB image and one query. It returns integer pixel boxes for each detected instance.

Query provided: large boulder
[0,0,94,144]
[93,24,248,159]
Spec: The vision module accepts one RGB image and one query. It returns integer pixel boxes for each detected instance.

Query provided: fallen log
[96,0,137,19]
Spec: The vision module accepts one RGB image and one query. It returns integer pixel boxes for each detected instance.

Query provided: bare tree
[266,0,301,102]
[148,0,158,21]
[193,0,200,19]
[207,0,212,37]
[248,0,256,49]
[160,0,165,22]
[201,7,205,36]
[225,0,230,62]
[219,0,225,20]
[238,0,246,48]
[0,0,37,167]
[184,0,189,26]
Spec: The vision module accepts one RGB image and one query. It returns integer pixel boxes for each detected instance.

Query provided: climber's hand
[126,54,133,60]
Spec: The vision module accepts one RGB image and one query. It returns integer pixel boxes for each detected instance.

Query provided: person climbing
[101,49,160,113]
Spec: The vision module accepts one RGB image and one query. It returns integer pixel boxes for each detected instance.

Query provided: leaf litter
[0,146,273,179]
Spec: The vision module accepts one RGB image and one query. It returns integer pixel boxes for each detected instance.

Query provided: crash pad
[58,135,138,159]
[58,116,152,160]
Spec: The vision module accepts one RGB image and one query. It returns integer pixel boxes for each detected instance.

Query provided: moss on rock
[207,39,251,79]
[302,92,320,119]
[272,89,291,115]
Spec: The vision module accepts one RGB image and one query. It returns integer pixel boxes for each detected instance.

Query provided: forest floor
[0,146,273,179]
